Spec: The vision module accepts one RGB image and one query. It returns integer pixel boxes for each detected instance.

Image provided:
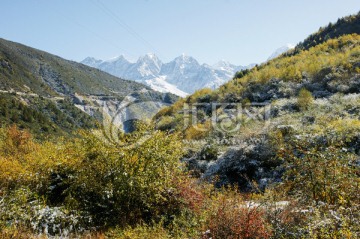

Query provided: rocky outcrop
[186,137,283,191]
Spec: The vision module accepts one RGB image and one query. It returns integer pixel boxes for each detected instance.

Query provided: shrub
[156,116,177,131]
[279,139,359,205]
[66,131,186,227]
[0,125,191,234]
[297,88,314,110]
[106,223,171,239]
[154,106,173,119]
[202,190,272,239]
[0,187,85,237]
[187,88,212,104]
[184,121,211,140]
[0,124,34,157]
[304,204,360,239]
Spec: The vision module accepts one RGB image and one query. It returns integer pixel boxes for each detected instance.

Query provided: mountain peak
[82,56,99,61]
[146,53,156,57]
[213,60,232,68]
[285,43,295,49]
[141,53,159,60]
[107,55,129,63]
[267,44,295,61]
[173,54,198,65]
[137,53,161,65]
[134,53,162,78]
[81,57,102,67]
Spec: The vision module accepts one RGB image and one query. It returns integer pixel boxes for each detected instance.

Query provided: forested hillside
[0,38,177,137]
[294,11,360,53]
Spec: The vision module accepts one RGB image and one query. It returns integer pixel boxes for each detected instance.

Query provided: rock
[312,90,332,98]
[302,116,316,125]
[347,75,360,93]
[39,64,72,95]
[277,125,295,135]
[201,138,281,191]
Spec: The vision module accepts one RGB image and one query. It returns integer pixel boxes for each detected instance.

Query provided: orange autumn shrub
[203,191,271,239]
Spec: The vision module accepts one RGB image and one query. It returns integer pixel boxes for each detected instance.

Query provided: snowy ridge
[267,43,295,61]
[81,54,252,96]
[145,76,188,98]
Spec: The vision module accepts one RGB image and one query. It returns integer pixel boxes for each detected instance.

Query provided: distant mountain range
[81,54,255,97]
[81,45,297,97]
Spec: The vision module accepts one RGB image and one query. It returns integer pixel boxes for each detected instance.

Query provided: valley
[0,6,359,239]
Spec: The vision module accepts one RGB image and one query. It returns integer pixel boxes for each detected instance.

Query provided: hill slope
[0,38,175,97]
[0,38,177,136]
[154,32,360,189]
[293,11,360,54]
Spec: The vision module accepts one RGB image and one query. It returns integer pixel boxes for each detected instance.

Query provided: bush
[186,88,212,104]
[305,204,360,239]
[154,106,173,120]
[279,139,359,205]
[0,187,85,237]
[66,131,186,227]
[297,88,314,110]
[0,126,191,234]
[156,116,177,131]
[184,121,211,140]
[106,223,171,239]
[203,190,272,239]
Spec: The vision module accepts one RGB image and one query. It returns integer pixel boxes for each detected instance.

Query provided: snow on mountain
[97,55,132,78]
[213,60,247,82]
[130,53,162,79]
[81,57,103,68]
[267,44,295,61]
[145,76,188,98]
[159,54,203,93]
[213,60,242,72]
[81,54,251,96]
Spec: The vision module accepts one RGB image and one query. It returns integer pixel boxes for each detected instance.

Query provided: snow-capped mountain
[267,44,295,61]
[81,54,251,97]
[129,53,162,79]
[81,57,103,68]
[96,55,132,78]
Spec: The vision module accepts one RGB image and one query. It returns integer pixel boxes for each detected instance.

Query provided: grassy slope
[0,38,153,96]
[154,34,360,134]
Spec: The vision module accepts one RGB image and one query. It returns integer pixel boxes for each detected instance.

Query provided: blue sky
[1,0,359,65]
